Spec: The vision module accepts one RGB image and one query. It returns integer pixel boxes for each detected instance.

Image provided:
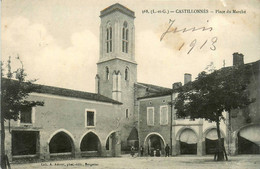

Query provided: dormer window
[122,21,129,53]
[106,22,112,53]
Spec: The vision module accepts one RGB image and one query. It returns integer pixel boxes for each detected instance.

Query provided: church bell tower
[96,3,137,103]
[96,3,137,150]
[96,3,138,150]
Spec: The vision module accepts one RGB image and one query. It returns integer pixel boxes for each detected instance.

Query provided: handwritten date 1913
[160,19,217,54]
[184,37,218,54]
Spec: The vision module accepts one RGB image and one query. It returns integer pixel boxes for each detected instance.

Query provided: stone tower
[96,3,137,150]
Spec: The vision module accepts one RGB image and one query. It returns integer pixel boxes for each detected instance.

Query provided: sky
[1,0,260,93]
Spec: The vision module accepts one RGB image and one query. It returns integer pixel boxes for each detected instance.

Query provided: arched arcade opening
[144,133,165,156]
[237,125,260,154]
[80,132,101,156]
[179,128,198,155]
[205,128,224,154]
[105,132,118,157]
[127,127,139,150]
[49,131,75,156]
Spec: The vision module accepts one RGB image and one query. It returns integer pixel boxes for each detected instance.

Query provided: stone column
[115,131,121,157]
[197,122,203,156]
[40,131,50,160]
[109,135,113,156]
[172,126,177,156]
[74,147,81,158]
[5,130,12,161]
[43,143,50,160]
[175,140,180,155]
[100,138,107,157]
[230,132,238,155]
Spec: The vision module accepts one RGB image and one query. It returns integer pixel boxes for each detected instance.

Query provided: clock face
[123,21,128,28]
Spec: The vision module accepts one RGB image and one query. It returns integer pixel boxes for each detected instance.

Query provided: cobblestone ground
[11,155,260,169]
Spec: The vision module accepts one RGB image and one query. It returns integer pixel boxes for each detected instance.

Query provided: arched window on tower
[125,109,129,118]
[106,67,109,80]
[106,22,112,53]
[122,21,129,53]
[125,67,129,81]
[112,71,122,101]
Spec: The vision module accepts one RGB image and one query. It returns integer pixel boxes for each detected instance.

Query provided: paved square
[11,155,260,169]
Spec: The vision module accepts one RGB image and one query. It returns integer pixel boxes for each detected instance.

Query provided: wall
[138,93,228,156]
[229,64,260,155]
[4,92,122,161]
[138,95,172,156]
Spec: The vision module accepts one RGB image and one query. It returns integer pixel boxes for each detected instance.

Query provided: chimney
[172,82,182,89]
[233,52,244,66]
[184,73,192,85]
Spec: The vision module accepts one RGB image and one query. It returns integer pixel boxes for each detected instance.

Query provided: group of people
[130,144,171,157]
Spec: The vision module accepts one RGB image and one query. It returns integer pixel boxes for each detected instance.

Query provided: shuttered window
[160,106,168,125]
[147,107,154,125]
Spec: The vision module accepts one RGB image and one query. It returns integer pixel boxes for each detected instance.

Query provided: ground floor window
[12,131,39,156]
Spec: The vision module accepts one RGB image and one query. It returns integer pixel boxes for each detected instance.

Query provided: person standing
[140,146,144,157]
[165,144,170,157]
[131,146,135,157]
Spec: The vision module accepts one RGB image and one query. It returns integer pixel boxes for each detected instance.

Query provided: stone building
[3,82,123,160]
[228,53,260,155]
[2,3,259,162]
[137,53,260,156]
[137,75,227,156]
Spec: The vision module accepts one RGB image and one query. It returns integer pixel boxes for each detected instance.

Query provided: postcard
[1,0,260,169]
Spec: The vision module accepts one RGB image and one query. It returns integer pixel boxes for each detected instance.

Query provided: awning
[180,129,197,144]
[206,129,223,140]
[127,127,139,141]
[240,125,260,146]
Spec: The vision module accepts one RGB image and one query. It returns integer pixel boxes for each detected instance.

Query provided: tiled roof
[136,82,171,92]
[100,3,135,18]
[137,90,173,100]
[245,60,260,73]
[137,60,260,100]
[136,82,173,100]
[1,78,122,105]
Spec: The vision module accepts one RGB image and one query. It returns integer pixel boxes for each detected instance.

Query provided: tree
[174,62,255,161]
[1,56,44,169]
